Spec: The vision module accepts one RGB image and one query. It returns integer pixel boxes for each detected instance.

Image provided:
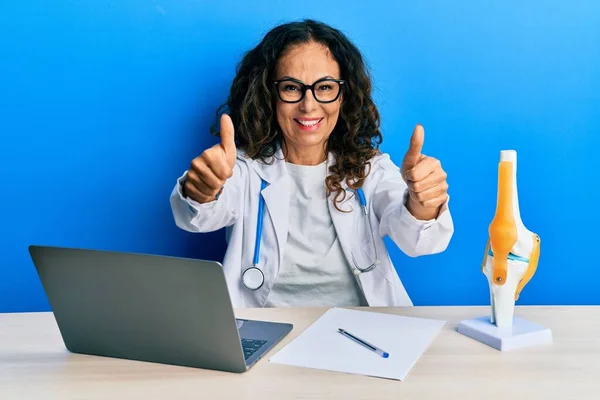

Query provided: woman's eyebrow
[277,75,337,82]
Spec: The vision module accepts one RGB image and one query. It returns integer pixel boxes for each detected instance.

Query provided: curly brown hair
[211,19,383,211]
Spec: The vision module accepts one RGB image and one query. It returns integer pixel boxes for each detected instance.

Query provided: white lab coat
[170,147,454,307]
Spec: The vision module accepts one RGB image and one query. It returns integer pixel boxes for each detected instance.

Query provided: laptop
[28,245,293,373]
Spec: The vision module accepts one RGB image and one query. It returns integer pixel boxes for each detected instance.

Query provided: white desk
[1,306,598,399]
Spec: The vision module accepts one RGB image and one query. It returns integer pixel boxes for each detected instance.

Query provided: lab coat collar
[244,145,354,210]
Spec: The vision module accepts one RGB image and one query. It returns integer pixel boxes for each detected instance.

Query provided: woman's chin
[296,135,328,148]
[282,126,332,149]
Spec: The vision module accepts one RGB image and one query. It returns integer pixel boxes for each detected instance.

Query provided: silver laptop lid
[28,245,248,372]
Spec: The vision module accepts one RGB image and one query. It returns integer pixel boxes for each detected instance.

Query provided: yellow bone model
[488,161,518,285]
[481,150,541,327]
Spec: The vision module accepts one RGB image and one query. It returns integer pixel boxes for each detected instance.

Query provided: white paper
[269,307,445,380]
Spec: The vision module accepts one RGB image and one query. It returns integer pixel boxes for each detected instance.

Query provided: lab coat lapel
[326,152,391,306]
[326,153,359,273]
[247,147,289,270]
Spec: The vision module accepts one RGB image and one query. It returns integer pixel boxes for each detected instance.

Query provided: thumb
[219,113,236,166]
[403,124,424,168]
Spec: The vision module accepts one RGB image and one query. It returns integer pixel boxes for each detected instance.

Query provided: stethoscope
[241,179,380,291]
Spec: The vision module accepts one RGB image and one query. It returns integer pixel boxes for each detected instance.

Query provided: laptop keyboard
[241,339,267,360]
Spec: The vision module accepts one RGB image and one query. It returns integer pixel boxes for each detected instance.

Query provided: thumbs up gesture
[184,114,237,204]
[401,124,449,220]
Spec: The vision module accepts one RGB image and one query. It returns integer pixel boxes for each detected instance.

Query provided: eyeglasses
[272,77,345,104]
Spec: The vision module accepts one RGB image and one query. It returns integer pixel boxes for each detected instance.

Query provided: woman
[170,19,454,308]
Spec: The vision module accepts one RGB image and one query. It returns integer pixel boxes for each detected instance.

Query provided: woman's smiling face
[274,41,343,161]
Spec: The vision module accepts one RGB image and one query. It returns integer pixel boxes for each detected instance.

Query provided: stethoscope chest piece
[242,266,264,290]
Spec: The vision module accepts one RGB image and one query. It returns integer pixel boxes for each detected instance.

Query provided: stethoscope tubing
[242,179,375,290]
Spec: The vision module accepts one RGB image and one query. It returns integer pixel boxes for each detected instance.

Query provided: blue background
[2,1,599,312]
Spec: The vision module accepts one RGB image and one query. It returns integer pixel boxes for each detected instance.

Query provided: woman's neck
[282,141,327,165]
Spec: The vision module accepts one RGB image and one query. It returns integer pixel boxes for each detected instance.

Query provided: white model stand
[457,315,552,351]
[457,150,552,351]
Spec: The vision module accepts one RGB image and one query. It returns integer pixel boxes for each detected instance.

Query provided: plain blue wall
[2,1,599,312]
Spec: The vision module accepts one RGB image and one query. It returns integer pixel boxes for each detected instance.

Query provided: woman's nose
[299,88,318,112]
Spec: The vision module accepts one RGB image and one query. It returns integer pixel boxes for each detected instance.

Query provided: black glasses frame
[272,77,346,104]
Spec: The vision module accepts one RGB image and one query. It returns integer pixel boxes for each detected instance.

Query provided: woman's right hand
[184,114,237,204]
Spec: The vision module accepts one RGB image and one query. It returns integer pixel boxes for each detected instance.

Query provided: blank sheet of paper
[269,307,445,380]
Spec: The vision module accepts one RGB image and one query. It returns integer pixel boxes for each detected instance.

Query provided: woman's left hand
[401,124,449,221]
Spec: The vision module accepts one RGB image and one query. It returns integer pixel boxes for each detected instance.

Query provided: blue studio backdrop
[2,1,599,312]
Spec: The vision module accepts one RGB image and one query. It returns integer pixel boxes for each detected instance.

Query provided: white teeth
[297,119,321,126]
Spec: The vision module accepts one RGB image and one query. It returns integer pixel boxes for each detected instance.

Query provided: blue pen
[338,328,389,358]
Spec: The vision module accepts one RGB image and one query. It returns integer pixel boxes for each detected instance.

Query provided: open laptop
[28,245,293,373]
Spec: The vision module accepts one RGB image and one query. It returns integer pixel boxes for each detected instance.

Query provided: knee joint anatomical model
[481,150,541,328]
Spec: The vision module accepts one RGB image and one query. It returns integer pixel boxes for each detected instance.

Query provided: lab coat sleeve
[372,153,454,257]
[169,160,246,233]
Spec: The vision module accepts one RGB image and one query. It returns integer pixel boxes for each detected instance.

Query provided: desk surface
[1,306,598,399]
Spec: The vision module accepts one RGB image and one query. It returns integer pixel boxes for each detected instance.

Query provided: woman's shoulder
[232,148,281,176]
[235,148,250,161]
[367,151,401,172]
[234,148,262,167]
[235,144,287,167]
